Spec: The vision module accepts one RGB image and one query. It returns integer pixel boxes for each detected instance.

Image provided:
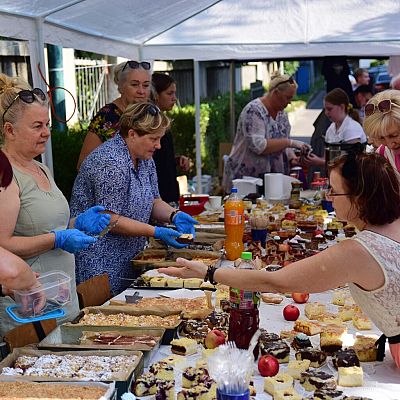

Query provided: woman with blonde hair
[70,102,198,294]
[223,72,310,193]
[0,73,109,334]
[363,89,400,177]
[77,60,152,169]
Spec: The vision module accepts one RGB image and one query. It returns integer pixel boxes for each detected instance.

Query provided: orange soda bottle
[224,187,244,261]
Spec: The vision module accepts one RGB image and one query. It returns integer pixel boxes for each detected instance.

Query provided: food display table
[112,287,400,400]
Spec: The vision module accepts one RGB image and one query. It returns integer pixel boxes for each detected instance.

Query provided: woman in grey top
[0,73,109,335]
[223,73,310,193]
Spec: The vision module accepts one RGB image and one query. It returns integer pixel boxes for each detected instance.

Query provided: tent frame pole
[194,60,202,194]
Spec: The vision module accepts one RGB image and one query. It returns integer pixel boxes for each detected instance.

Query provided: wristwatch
[169,209,180,224]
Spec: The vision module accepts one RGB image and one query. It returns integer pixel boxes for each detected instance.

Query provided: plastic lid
[6,306,65,324]
[231,187,238,193]
[241,251,252,260]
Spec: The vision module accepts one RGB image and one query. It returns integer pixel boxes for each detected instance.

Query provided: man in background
[353,68,371,90]
[354,85,373,122]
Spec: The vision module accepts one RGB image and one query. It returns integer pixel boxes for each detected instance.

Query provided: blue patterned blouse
[70,133,160,294]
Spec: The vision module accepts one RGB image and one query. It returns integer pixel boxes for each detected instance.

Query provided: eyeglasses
[272,76,295,90]
[2,88,46,122]
[122,60,151,72]
[325,187,349,199]
[131,103,160,124]
[365,99,400,117]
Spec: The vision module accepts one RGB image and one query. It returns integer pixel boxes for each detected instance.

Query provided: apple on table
[291,292,310,304]
[204,329,226,349]
[258,354,279,377]
[283,304,300,321]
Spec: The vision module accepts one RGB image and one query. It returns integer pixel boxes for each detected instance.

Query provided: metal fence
[75,59,109,125]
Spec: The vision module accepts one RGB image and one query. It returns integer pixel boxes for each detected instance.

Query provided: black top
[153,130,180,203]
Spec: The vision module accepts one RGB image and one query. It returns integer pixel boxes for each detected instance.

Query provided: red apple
[291,292,310,304]
[283,304,300,321]
[204,329,226,349]
[313,229,324,237]
[258,354,280,377]
[284,212,296,221]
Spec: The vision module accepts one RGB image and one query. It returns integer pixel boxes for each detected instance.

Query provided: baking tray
[68,306,181,345]
[131,248,220,270]
[128,277,217,291]
[37,325,164,367]
[0,348,143,399]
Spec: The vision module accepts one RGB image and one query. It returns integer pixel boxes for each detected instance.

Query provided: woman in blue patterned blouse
[70,102,198,294]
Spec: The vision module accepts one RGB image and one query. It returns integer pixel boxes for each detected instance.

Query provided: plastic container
[228,252,260,350]
[179,194,209,216]
[12,271,71,319]
[224,188,245,261]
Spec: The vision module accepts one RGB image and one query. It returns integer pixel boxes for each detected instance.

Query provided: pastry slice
[286,359,310,380]
[160,354,186,366]
[291,333,312,350]
[133,372,157,396]
[184,278,203,288]
[166,277,184,288]
[171,338,198,356]
[352,314,372,330]
[293,318,322,336]
[156,379,175,400]
[332,349,360,369]
[259,340,290,363]
[304,302,326,320]
[177,385,211,400]
[150,277,167,287]
[273,387,302,400]
[320,329,343,355]
[295,348,327,368]
[337,366,363,387]
[149,362,174,380]
[318,312,343,326]
[338,305,361,322]
[350,335,378,362]
[182,367,209,388]
[313,389,345,399]
[264,373,293,395]
[332,290,348,306]
[300,370,337,391]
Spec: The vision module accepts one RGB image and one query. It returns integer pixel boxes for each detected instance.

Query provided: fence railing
[75,59,110,125]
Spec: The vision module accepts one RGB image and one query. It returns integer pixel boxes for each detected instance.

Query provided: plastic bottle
[224,187,244,261]
[228,252,260,350]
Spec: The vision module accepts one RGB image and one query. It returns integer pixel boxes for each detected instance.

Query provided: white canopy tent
[0,0,399,182]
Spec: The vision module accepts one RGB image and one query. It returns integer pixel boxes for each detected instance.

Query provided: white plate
[204,202,223,211]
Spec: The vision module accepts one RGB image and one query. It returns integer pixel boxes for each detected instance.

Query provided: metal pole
[193,60,202,194]
[47,44,66,133]
[29,17,54,176]
[229,60,236,140]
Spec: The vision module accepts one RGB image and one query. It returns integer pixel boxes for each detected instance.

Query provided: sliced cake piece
[155,379,175,400]
[177,385,211,400]
[273,387,303,400]
[313,389,345,399]
[291,333,312,350]
[320,329,343,355]
[286,359,310,380]
[295,348,327,368]
[304,302,326,320]
[293,319,322,336]
[133,372,157,396]
[350,335,378,362]
[332,349,360,369]
[352,314,372,330]
[299,370,337,391]
[264,373,293,396]
[259,339,290,363]
[149,362,174,380]
[182,366,209,388]
[171,338,198,356]
[337,366,363,387]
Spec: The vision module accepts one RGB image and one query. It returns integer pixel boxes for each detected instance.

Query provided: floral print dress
[88,103,122,142]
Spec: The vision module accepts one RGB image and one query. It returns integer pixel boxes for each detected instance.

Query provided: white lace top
[349,230,400,337]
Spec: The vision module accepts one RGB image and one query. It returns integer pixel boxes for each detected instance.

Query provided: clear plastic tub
[12,270,71,318]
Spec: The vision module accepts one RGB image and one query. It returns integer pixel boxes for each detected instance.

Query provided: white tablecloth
[111,288,400,400]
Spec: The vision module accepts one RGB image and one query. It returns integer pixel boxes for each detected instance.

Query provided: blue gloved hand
[154,226,187,249]
[52,229,97,253]
[74,205,111,234]
[173,211,198,236]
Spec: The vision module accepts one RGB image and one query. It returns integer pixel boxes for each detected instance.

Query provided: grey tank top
[0,162,80,336]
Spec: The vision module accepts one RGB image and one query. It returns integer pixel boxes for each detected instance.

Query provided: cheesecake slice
[264,373,293,395]
[295,348,327,368]
[350,335,378,362]
[273,387,303,400]
[286,359,310,380]
[337,366,363,387]
[300,370,337,391]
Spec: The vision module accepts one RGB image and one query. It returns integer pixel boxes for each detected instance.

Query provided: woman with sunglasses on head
[222,72,310,193]
[161,152,400,367]
[77,60,152,169]
[363,90,400,178]
[0,74,111,334]
[70,102,198,295]
[151,72,190,205]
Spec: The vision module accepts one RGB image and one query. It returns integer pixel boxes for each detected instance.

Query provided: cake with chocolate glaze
[332,349,360,369]
[291,333,312,350]
[299,370,337,391]
[295,348,327,367]
[259,339,290,363]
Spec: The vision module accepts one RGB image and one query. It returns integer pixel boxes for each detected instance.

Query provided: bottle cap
[241,251,252,260]
[231,187,238,193]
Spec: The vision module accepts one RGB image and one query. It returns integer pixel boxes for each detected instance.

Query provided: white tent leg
[28,17,54,176]
[194,60,202,194]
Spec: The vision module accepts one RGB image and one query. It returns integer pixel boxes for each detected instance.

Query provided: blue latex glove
[74,205,111,234]
[173,211,198,236]
[154,226,187,249]
[52,229,97,253]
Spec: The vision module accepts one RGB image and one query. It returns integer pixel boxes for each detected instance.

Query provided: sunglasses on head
[272,76,295,90]
[365,99,400,117]
[122,60,151,72]
[2,88,46,122]
[131,103,160,124]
